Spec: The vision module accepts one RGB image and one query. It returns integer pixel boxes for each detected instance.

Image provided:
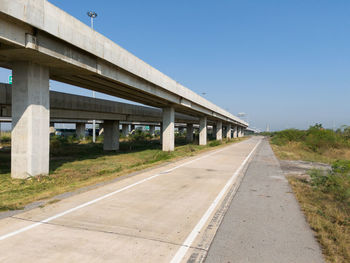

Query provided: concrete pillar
[242,128,245,137]
[162,107,175,151]
[11,61,50,179]
[199,117,207,145]
[186,123,194,143]
[122,124,129,136]
[149,125,155,136]
[233,125,238,138]
[226,124,232,140]
[238,126,242,137]
[216,121,223,141]
[103,120,120,151]
[76,123,85,139]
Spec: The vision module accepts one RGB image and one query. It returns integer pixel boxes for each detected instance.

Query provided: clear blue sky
[1,0,349,131]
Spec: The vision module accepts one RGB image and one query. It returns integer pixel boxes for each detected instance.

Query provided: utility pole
[87,11,97,143]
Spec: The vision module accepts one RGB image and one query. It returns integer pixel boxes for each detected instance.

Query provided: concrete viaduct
[0,83,244,140]
[0,0,248,179]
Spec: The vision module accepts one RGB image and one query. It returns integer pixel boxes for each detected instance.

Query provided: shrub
[66,135,76,144]
[0,135,11,143]
[270,123,350,152]
[270,129,306,146]
[310,161,350,204]
[129,130,147,142]
[331,160,350,174]
[304,125,341,152]
[209,140,221,147]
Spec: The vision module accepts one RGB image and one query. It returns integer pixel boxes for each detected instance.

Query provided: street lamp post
[87,11,97,143]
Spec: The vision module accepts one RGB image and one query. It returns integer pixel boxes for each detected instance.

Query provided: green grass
[0,135,247,212]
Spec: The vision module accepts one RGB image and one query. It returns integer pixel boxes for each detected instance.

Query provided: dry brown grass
[271,141,350,164]
[288,176,350,263]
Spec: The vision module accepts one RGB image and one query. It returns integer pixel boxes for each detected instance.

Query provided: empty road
[0,137,324,262]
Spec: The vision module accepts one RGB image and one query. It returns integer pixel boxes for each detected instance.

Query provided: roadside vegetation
[288,161,350,263]
[266,124,350,163]
[0,131,11,147]
[267,124,350,262]
[0,131,246,212]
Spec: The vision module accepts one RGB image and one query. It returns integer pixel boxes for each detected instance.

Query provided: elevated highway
[0,84,199,124]
[0,0,247,178]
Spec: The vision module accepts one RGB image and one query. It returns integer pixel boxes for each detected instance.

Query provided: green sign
[8,75,12,84]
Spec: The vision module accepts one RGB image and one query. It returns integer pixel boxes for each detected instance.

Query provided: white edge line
[0,139,247,241]
[170,139,261,263]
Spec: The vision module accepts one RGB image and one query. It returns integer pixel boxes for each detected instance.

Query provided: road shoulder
[205,138,324,263]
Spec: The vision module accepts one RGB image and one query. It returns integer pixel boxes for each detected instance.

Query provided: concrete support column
[103,120,120,151]
[149,125,155,136]
[233,125,238,138]
[76,123,86,139]
[238,126,242,137]
[11,61,50,179]
[162,107,175,151]
[122,124,129,136]
[226,124,232,139]
[242,128,245,137]
[216,121,223,141]
[186,123,194,143]
[199,117,207,145]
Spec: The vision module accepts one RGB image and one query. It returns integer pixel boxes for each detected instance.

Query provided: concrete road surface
[205,139,325,263]
[0,137,261,263]
[0,137,324,263]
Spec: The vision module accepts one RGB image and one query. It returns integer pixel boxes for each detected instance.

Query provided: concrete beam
[11,61,49,179]
[0,84,199,124]
[186,123,194,143]
[162,107,175,151]
[199,117,207,146]
[103,120,120,151]
[0,2,248,127]
[216,121,223,141]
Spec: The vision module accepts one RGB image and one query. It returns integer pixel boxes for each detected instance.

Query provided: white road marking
[170,139,261,263]
[0,140,251,242]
